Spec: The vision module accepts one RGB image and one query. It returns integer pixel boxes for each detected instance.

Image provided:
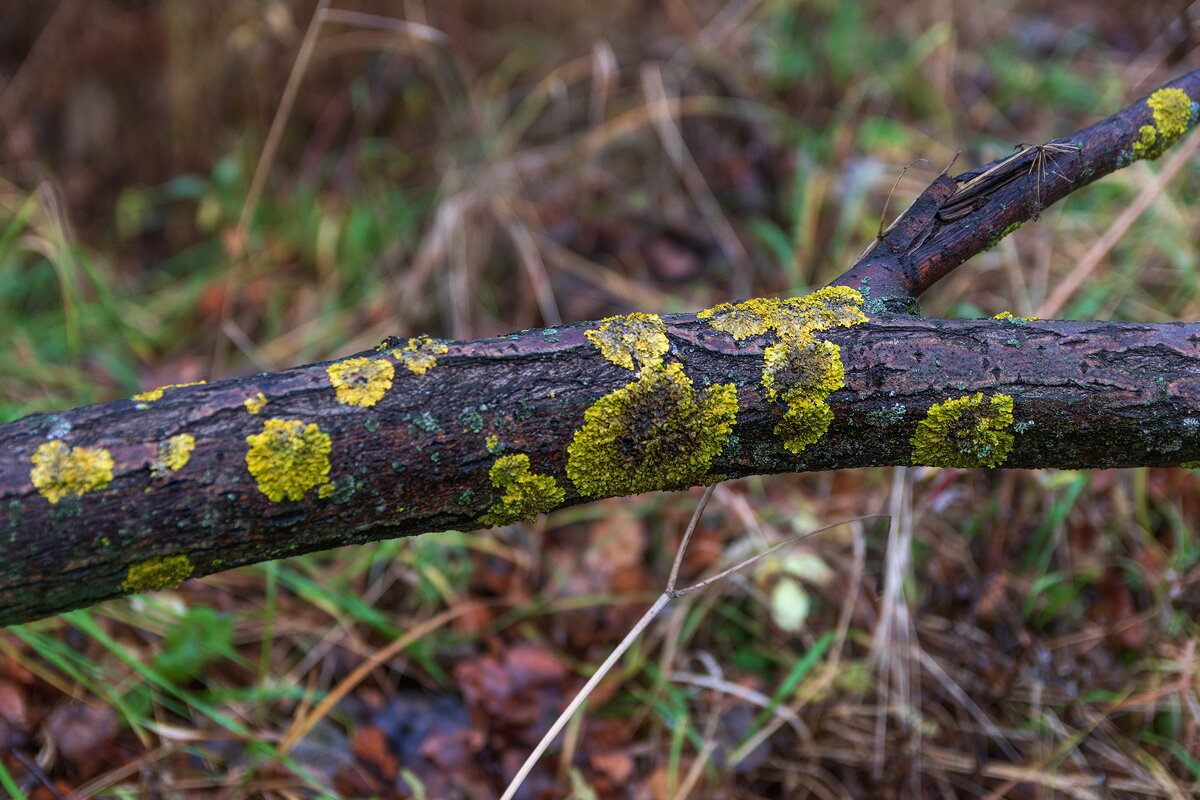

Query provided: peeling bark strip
[2,71,1200,625]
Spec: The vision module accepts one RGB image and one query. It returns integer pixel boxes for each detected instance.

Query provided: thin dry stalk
[641,66,754,287]
[871,467,917,784]
[499,483,886,800]
[276,604,477,757]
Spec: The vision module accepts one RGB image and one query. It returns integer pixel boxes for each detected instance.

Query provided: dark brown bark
[2,71,1200,625]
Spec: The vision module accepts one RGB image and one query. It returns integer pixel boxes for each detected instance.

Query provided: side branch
[4,310,1200,624]
[835,70,1200,305]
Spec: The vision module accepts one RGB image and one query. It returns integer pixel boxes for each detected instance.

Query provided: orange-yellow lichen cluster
[156,433,196,473]
[327,357,395,407]
[132,381,207,403]
[245,418,332,501]
[479,453,566,526]
[244,392,268,414]
[584,312,670,371]
[30,440,115,504]
[910,392,1016,468]
[392,336,450,375]
[698,286,867,341]
[122,554,194,593]
[700,286,868,454]
[566,363,738,497]
[1132,87,1198,161]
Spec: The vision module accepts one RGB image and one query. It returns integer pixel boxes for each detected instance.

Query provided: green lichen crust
[698,286,867,340]
[478,453,566,526]
[566,363,738,497]
[1132,87,1199,161]
[584,312,670,370]
[245,418,332,501]
[327,357,395,407]
[157,434,195,472]
[122,554,194,593]
[30,441,115,504]
[910,392,1016,468]
[391,336,450,375]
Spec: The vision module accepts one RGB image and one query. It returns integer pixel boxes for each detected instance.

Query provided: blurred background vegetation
[1,1,1199,797]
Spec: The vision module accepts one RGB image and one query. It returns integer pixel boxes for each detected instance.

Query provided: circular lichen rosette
[566,363,738,497]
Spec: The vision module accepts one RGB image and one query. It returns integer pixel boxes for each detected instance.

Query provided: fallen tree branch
[2,71,1199,625]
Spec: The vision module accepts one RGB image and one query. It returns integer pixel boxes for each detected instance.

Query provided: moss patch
[122,554,194,593]
[479,453,566,526]
[30,441,115,504]
[910,392,1016,468]
[584,312,670,370]
[327,357,395,407]
[392,335,450,375]
[1132,87,1198,160]
[245,418,332,501]
[566,363,737,497]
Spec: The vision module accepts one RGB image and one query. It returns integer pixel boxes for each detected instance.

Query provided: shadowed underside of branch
[2,71,1200,625]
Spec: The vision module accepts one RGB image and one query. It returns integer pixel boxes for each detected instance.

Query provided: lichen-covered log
[4,289,1200,624]
[4,70,1200,625]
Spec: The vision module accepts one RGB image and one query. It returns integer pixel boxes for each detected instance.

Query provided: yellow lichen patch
[30,441,115,504]
[327,357,395,407]
[775,286,869,335]
[761,335,844,402]
[584,312,670,371]
[697,298,779,340]
[392,336,450,375]
[132,381,206,403]
[993,311,1038,322]
[566,363,738,497]
[761,332,847,454]
[244,392,268,414]
[122,554,194,593]
[910,392,1016,468]
[698,287,866,456]
[479,453,566,526]
[485,434,501,453]
[318,483,334,499]
[1132,87,1197,160]
[157,434,195,473]
[698,286,867,340]
[776,393,836,454]
[245,418,332,501]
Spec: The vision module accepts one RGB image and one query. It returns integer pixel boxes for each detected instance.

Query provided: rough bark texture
[3,70,1200,625]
